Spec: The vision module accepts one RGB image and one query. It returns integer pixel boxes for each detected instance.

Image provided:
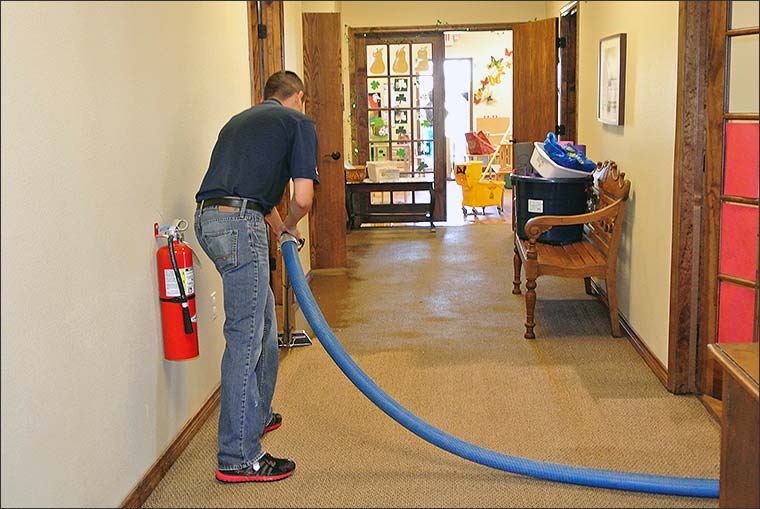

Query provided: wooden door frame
[558,1,579,143]
[247,0,287,304]
[247,0,284,104]
[699,0,728,400]
[667,0,711,394]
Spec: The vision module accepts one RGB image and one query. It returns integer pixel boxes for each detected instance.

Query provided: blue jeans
[194,204,278,470]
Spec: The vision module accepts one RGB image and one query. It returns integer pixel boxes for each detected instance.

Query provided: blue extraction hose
[280,237,718,498]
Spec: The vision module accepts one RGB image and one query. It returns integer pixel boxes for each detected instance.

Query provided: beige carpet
[143,224,719,508]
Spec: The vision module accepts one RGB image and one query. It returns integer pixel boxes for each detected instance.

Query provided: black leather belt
[196,197,266,214]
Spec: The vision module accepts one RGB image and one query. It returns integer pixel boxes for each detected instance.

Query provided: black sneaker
[215,453,296,483]
[262,413,282,435]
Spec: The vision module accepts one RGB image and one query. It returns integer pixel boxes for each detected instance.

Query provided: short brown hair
[264,71,305,101]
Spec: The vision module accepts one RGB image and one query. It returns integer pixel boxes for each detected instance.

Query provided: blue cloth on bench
[543,132,596,172]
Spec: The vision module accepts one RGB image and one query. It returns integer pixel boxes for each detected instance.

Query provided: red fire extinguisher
[156,220,199,360]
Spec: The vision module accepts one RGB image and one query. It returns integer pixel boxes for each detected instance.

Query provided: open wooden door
[303,12,346,269]
[512,17,558,144]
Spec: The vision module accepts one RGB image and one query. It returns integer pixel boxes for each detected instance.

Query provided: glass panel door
[700,0,759,396]
[351,32,445,226]
[715,3,758,345]
[365,42,434,178]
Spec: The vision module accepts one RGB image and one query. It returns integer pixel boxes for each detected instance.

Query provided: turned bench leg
[524,277,537,339]
[584,277,594,295]
[512,245,522,295]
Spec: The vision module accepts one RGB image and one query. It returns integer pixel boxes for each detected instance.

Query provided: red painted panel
[724,121,759,199]
[719,202,759,282]
[717,282,757,343]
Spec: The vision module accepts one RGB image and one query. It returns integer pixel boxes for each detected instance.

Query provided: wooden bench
[512,161,631,339]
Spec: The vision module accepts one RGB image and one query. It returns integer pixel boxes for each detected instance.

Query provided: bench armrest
[524,199,624,242]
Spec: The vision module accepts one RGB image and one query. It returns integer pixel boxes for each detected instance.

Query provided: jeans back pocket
[200,228,239,274]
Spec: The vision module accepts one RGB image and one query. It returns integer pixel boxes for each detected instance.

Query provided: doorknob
[330,151,341,160]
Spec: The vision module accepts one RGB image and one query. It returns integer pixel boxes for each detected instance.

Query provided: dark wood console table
[707,342,759,509]
[345,179,435,231]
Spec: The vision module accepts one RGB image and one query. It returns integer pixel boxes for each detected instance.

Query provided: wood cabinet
[707,342,759,509]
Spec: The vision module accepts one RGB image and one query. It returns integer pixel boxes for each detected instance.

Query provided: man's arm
[267,178,314,241]
[265,206,286,237]
[284,178,314,231]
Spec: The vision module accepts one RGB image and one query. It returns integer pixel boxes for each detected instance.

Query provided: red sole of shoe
[215,469,294,483]
[262,421,281,435]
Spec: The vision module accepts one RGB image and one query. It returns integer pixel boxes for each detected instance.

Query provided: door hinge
[557,36,566,48]
[555,124,567,136]
[258,23,268,39]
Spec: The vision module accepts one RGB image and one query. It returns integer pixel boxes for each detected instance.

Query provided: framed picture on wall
[597,33,626,126]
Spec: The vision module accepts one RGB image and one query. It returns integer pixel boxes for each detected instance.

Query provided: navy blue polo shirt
[195,98,319,214]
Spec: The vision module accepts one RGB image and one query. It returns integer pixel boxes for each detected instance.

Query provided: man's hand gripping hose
[279,232,305,251]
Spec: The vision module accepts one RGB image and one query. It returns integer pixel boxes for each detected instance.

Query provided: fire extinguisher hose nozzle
[181,308,194,334]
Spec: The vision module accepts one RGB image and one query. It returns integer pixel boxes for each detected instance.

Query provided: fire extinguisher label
[164,267,195,297]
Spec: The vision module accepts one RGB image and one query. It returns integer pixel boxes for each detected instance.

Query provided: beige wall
[1,2,250,506]
[445,30,514,120]
[302,0,340,13]
[284,2,305,79]
[544,1,680,365]
[547,1,678,366]
[341,1,548,27]
[1,3,321,505]
[572,1,679,365]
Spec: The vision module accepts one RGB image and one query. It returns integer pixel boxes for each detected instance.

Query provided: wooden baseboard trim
[619,314,669,389]
[121,386,221,508]
[698,393,722,423]
[589,280,669,389]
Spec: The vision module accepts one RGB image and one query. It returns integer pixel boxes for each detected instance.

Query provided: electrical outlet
[209,292,217,321]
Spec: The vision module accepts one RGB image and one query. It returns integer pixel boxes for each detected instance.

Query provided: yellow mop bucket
[454,161,504,216]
